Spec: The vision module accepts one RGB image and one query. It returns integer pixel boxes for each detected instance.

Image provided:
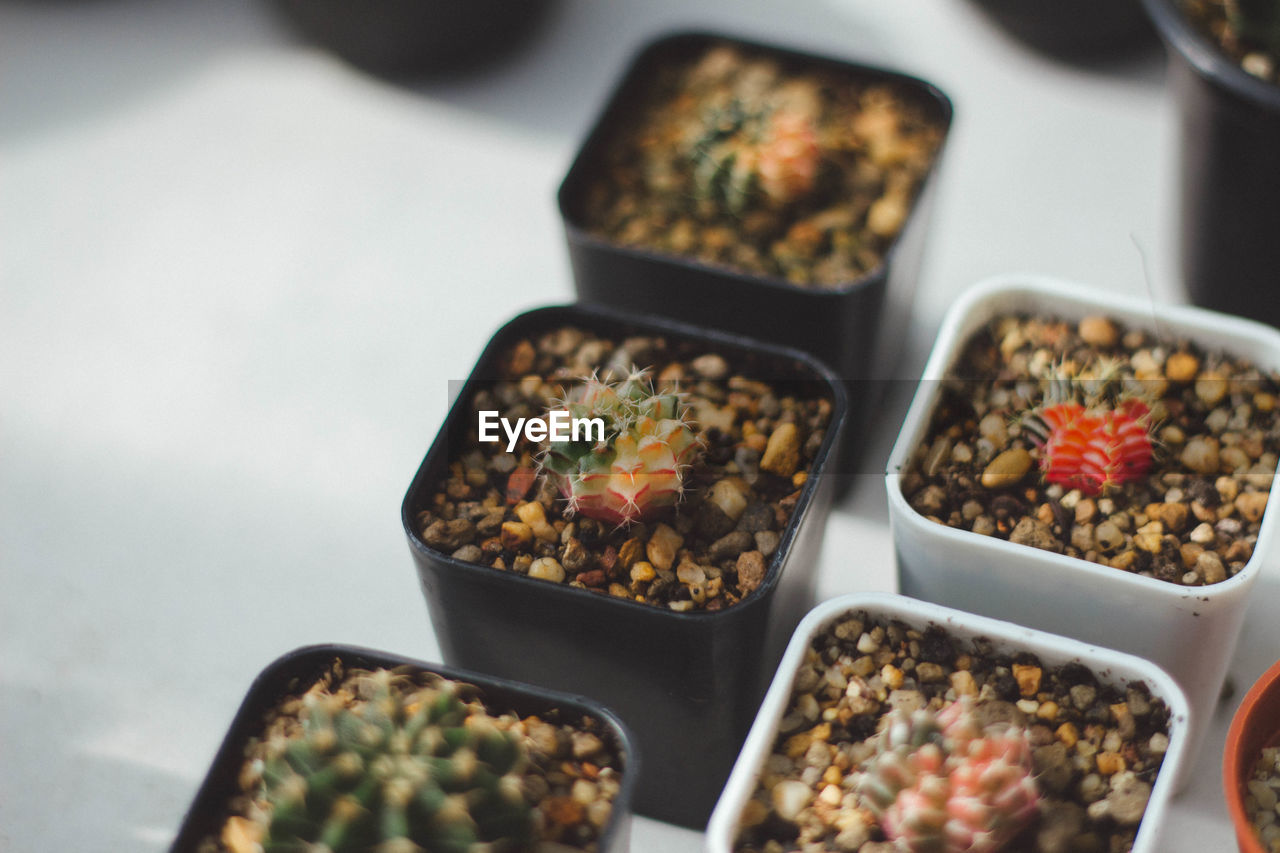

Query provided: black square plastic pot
[965,0,1154,59]
[1143,0,1280,328]
[267,0,557,77]
[401,303,846,827]
[557,32,951,477]
[169,644,636,852]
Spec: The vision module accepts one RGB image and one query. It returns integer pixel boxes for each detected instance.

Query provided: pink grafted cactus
[859,698,1040,853]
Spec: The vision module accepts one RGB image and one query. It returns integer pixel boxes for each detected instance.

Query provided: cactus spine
[234,669,533,853]
[538,369,702,527]
[858,699,1040,853]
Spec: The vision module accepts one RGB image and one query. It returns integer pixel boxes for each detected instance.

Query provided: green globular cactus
[538,369,702,527]
[686,99,821,214]
[1227,0,1280,56]
[858,698,1040,853]
[241,669,534,853]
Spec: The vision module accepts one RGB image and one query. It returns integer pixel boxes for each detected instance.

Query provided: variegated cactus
[538,369,702,526]
[858,698,1040,852]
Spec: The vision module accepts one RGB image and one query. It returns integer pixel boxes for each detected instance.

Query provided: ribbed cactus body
[249,670,533,853]
[687,99,821,213]
[859,699,1040,853]
[539,370,701,527]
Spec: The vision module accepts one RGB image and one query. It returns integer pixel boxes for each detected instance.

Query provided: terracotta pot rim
[1224,659,1280,853]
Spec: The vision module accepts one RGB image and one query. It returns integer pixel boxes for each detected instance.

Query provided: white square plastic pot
[705,591,1191,853]
[884,273,1280,780]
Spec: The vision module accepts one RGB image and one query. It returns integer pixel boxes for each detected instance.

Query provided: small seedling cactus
[687,99,821,213]
[539,369,702,527]
[858,699,1040,853]
[230,669,534,853]
[1226,0,1280,57]
[1022,359,1156,496]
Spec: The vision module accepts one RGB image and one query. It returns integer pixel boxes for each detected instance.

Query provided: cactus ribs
[200,662,624,853]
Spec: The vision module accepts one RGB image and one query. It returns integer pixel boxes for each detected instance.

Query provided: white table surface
[4,0,1277,850]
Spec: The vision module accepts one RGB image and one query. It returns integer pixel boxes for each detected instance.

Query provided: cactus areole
[538,369,703,527]
[858,698,1041,853]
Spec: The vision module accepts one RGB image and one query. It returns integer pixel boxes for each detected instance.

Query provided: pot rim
[1223,658,1280,853]
[1141,0,1280,111]
[401,301,849,622]
[704,591,1192,852]
[169,642,639,853]
[555,28,955,299]
[885,271,1280,605]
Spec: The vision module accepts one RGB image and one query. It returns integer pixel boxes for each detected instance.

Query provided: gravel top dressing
[416,325,833,612]
[577,41,945,288]
[1247,746,1280,852]
[733,611,1173,853]
[1182,0,1280,85]
[199,661,623,853]
[901,312,1280,587]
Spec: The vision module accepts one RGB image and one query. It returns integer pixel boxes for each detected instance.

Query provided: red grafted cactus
[858,699,1040,853]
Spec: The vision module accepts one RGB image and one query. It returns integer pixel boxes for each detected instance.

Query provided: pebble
[1236,491,1270,523]
[1133,521,1164,553]
[1104,771,1152,825]
[1181,436,1221,475]
[755,530,781,557]
[709,479,749,522]
[736,550,768,594]
[981,447,1032,489]
[708,530,753,561]
[1009,516,1062,553]
[691,353,729,380]
[528,557,566,583]
[761,423,802,477]
[978,412,1009,449]
[771,780,812,822]
[424,518,475,550]
[646,523,683,571]
[1164,351,1200,383]
[1079,315,1118,347]
[1195,551,1227,584]
[1189,521,1216,544]
[1196,372,1228,406]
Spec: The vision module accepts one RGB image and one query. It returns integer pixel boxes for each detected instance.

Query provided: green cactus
[538,368,702,527]
[1227,0,1280,56]
[858,699,1040,852]
[684,98,821,214]
[242,669,534,853]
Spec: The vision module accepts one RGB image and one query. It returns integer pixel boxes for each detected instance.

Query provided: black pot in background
[169,644,636,853]
[401,304,846,827]
[1143,0,1280,329]
[557,32,950,482]
[966,0,1155,59]
[267,0,557,77]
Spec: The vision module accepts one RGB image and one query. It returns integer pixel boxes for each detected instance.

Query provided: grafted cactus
[1021,358,1155,497]
[539,369,702,527]
[231,669,533,853]
[858,699,1040,852]
[687,100,821,213]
